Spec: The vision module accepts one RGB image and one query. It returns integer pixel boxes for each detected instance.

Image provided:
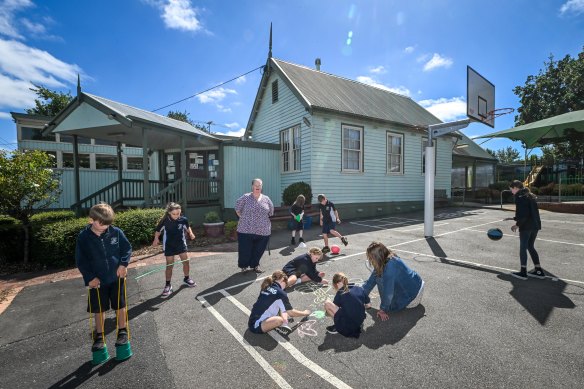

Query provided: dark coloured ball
[487,228,503,241]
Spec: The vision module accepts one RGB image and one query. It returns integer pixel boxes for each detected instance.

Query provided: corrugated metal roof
[453,131,497,161]
[85,93,218,139]
[272,58,442,127]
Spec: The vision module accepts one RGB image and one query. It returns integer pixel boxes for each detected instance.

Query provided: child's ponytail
[261,270,288,290]
[332,272,349,293]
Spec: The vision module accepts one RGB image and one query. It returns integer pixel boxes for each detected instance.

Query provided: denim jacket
[362,256,423,312]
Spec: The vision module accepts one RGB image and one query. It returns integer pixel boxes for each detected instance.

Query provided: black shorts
[284,269,303,278]
[87,279,126,313]
[292,219,304,231]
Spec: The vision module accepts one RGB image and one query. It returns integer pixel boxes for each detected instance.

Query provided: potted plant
[203,211,224,238]
[224,220,238,241]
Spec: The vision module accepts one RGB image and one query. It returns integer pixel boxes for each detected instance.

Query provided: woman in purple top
[235,178,274,273]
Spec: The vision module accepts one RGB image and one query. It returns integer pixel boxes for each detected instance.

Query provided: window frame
[271,80,279,103]
[341,124,364,173]
[386,131,404,175]
[280,124,301,173]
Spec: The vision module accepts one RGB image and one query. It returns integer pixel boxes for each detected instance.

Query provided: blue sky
[0,0,582,154]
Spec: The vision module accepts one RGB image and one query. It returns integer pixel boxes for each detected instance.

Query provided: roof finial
[76,74,81,96]
[268,23,272,59]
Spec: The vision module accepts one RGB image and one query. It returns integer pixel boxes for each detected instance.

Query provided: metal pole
[424,140,435,238]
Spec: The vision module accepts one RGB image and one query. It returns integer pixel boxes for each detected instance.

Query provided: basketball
[330,245,340,254]
[487,228,503,241]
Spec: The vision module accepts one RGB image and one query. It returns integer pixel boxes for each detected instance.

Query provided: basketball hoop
[484,107,514,122]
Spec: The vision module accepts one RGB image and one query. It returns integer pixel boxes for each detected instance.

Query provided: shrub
[0,222,23,264]
[0,215,18,226]
[538,182,555,196]
[34,217,88,267]
[204,211,221,223]
[282,182,312,206]
[116,208,165,246]
[30,210,76,224]
[224,220,238,236]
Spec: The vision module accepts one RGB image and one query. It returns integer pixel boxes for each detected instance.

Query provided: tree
[513,47,584,159]
[485,146,521,164]
[25,85,73,117]
[167,110,211,132]
[0,150,62,264]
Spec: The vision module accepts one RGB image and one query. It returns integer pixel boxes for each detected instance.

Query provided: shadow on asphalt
[427,237,576,326]
[196,270,258,306]
[47,358,125,388]
[317,305,426,352]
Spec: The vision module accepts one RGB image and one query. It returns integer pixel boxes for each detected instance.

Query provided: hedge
[282,182,313,206]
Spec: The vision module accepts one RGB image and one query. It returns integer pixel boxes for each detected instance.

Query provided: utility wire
[151,65,264,113]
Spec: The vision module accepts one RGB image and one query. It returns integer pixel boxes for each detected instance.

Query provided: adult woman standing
[235,178,274,273]
[506,180,545,280]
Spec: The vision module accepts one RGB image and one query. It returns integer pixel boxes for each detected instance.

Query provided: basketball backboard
[467,66,495,128]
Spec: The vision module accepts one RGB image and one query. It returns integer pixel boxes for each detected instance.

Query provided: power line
[151,65,264,112]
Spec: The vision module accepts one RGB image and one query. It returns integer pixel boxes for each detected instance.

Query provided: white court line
[397,222,449,232]
[222,291,352,389]
[392,248,584,286]
[465,228,584,247]
[540,219,584,225]
[196,296,293,389]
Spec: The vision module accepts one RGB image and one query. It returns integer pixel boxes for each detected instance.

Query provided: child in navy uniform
[283,247,328,288]
[248,270,311,336]
[290,194,305,246]
[324,272,370,338]
[152,202,196,297]
[75,203,132,353]
[317,194,348,254]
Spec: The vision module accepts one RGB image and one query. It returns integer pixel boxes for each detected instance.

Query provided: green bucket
[115,342,133,361]
[92,345,110,365]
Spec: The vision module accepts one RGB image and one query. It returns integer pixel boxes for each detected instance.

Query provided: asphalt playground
[1,205,583,388]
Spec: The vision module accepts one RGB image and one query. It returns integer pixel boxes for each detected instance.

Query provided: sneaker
[162,284,173,297]
[275,324,292,336]
[322,246,330,254]
[115,329,128,346]
[341,237,348,246]
[291,237,296,245]
[511,271,528,280]
[92,334,105,352]
[527,268,546,279]
[253,266,265,274]
[240,267,248,273]
[183,277,197,287]
[299,238,305,243]
[326,325,338,334]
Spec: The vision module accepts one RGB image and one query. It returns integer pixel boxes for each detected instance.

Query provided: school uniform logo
[110,237,118,245]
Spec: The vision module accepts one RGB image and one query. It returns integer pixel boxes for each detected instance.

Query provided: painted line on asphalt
[465,228,584,247]
[222,290,353,389]
[197,296,293,389]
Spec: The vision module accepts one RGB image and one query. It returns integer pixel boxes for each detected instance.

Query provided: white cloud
[369,65,386,74]
[20,18,46,34]
[423,53,453,71]
[404,46,415,54]
[0,0,34,39]
[560,0,584,15]
[0,73,36,107]
[224,122,240,129]
[197,87,237,104]
[0,111,12,119]
[235,75,246,84]
[356,76,411,96]
[221,128,245,137]
[418,97,467,122]
[216,104,231,113]
[146,0,204,32]
[416,53,430,63]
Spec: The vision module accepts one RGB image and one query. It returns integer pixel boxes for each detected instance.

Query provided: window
[272,80,279,103]
[421,137,437,175]
[59,134,91,144]
[21,127,55,142]
[62,153,90,168]
[387,132,403,174]
[94,139,118,146]
[126,157,144,170]
[280,125,301,172]
[95,155,118,170]
[342,124,363,172]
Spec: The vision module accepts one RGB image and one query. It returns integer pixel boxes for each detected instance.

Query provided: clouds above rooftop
[423,53,453,71]
[418,97,466,122]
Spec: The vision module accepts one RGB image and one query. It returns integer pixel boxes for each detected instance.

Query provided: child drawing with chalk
[248,270,311,336]
[282,247,328,288]
[152,202,196,297]
[290,194,305,246]
[323,272,371,337]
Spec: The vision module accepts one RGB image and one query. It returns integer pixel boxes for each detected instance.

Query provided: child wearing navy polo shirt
[248,270,310,336]
[75,202,132,354]
[282,247,329,288]
[152,202,196,297]
[324,272,371,338]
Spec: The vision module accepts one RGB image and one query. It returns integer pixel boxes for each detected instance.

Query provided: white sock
[295,279,302,285]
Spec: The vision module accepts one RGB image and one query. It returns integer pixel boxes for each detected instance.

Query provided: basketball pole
[424,119,471,237]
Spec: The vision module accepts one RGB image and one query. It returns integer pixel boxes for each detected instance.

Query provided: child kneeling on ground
[324,272,370,338]
[282,247,329,288]
[248,270,310,336]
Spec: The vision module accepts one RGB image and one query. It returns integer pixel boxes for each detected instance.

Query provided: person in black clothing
[324,272,371,337]
[282,247,329,288]
[317,194,348,254]
[290,194,306,246]
[75,203,132,355]
[248,270,311,336]
[505,180,545,280]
